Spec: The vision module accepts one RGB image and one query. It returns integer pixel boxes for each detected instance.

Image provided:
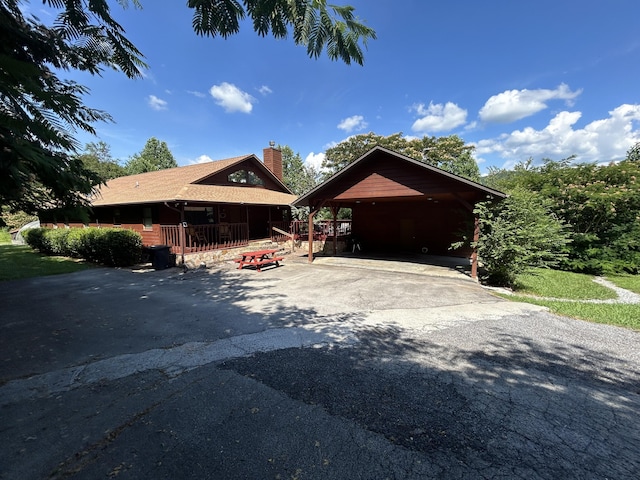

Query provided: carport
[293,146,506,278]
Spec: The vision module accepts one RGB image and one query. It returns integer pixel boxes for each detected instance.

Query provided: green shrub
[24,227,143,267]
[65,228,86,258]
[99,228,142,266]
[453,188,571,287]
[484,158,640,276]
[47,228,72,256]
[75,227,101,263]
[23,227,48,252]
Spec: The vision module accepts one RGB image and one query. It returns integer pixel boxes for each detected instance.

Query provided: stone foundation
[176,240,285,269]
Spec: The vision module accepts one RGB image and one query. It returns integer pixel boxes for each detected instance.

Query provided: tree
[483,157,640,274]
[0,0,141,213]
[125,138,177,174]
[280,145,319,195]
[77,142,126,181]
[322,132,422,175]
[626,141,640,162]
[1,0,375,213]
[453,188,571,287]
[322,133,480,181]
[420,135,480,181]
[191,0,376,65]
[279,144,319,220]
[0,206,38,231]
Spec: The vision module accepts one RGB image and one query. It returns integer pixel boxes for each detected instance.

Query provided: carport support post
[471,213,480,279]
[179,203,186,268]
[330,205,339,255]
[307,209,317,263]
[452,193,479,280]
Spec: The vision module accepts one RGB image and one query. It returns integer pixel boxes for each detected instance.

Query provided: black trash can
[149,245,171,270]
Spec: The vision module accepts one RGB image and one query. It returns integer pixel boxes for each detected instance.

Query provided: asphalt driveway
[1,259,639,479]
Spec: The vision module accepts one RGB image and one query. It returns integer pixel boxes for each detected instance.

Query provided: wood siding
[352,200,473,257]
[320,152,484,203]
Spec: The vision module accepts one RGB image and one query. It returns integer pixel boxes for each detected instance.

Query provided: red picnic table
[234,249,284,272]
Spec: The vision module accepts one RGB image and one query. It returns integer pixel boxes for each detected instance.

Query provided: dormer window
[228,169,264,186]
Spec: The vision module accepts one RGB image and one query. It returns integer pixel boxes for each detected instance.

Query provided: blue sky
[37,0,640,173]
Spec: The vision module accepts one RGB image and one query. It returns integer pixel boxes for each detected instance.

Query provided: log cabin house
[39,146,296,264]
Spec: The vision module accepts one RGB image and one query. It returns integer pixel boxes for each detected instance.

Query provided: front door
[399,218,416,252]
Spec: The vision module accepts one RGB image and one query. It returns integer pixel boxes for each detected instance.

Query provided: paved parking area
[1,259,639,479]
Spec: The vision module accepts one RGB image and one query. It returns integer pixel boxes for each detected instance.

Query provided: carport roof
[294,146,506,207]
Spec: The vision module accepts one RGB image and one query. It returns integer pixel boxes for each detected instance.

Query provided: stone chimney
[263,142,283,182]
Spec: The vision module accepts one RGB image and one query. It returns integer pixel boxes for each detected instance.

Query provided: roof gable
[195,156,287,191]
[294,146,506,206]
[92,155,295,207]
[335,172,424,200]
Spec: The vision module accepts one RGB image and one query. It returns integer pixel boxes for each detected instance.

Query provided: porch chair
[188,226,207,246]
[218,223,232,244]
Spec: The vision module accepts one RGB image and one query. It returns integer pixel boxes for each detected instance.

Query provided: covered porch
[155,202,291,257]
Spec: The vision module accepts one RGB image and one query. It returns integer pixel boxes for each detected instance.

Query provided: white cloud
[337,115,368,133]
[479,83,582,124]
[411,102,467,133]
[305,152,326,171]
[191,155,214,164]
[258,85,273,96]
[148,95,168,111]
[476,103,640,167]
[187,90,206,98]
[209,82,255,113]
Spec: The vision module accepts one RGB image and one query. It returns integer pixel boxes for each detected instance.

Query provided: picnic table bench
[234,249,284,272]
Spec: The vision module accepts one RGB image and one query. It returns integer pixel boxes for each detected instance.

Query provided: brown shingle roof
[92,155,296,207]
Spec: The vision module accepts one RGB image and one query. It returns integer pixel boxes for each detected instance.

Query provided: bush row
[23,227,142,267]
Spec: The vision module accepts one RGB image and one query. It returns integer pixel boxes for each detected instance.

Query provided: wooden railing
[160,223,249,253]
[161,220,351,252]
[289,220,352,240]
[269,221,291,243]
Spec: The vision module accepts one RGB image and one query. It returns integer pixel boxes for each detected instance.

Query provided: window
[228,169,264,186]
[113,208,121,226]
[143,207,153,230]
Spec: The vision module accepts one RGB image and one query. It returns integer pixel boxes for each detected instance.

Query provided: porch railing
[288,220,352,241]
[160,223,249,253]
[269,221,291,243]
[161,220,351,253]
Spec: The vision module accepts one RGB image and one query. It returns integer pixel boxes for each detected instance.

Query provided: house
[39,146,297,265]
[293,146,507,278]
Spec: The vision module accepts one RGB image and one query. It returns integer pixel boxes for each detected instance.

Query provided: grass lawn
[0,229,11,244]
[0,244,90,282]
[502,268,640,330]
[501,294,640,330]
[514,268,616,300]
[607,274,640,294]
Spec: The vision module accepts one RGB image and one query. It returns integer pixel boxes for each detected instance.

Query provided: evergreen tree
[280,145,319,195]
[78,142,126,181]
[125,138,178,174]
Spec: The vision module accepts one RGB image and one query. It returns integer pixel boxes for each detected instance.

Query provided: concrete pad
[1,259,639,479]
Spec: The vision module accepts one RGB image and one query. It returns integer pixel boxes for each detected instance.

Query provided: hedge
[24,227,142,267]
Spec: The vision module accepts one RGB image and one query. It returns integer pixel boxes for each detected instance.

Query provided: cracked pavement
[1,259,639,479]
